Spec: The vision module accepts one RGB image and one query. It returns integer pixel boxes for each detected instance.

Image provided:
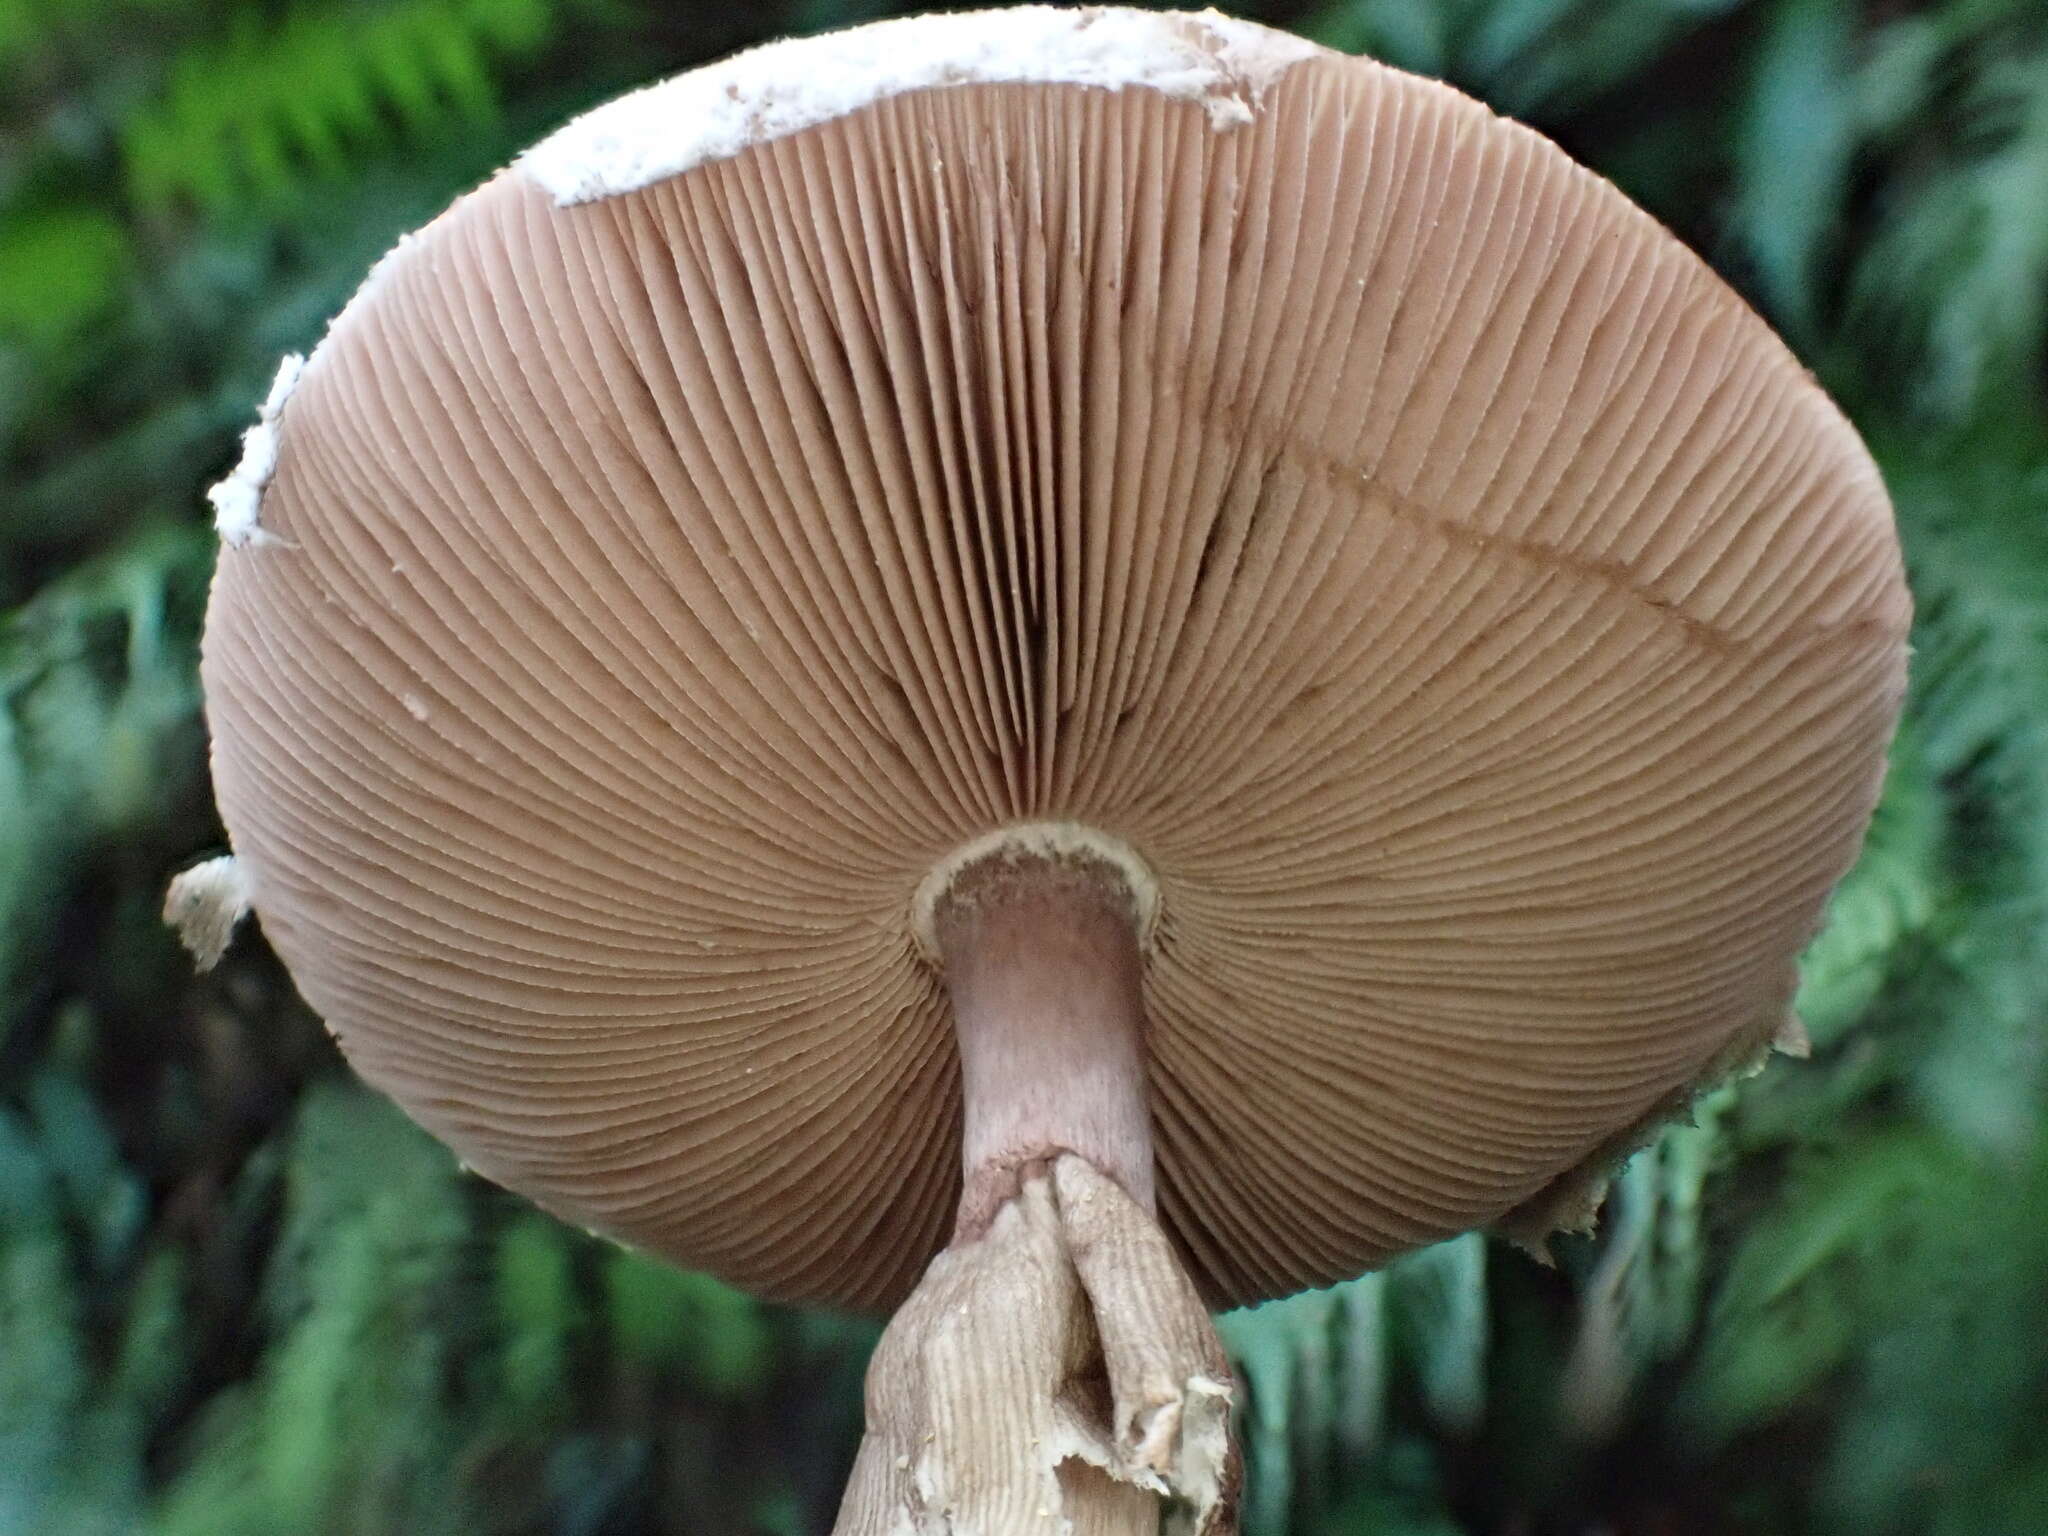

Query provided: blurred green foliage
[2,1,2044,1532]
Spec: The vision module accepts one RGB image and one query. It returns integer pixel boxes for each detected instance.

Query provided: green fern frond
[1559,1087,1731,1439]
[1732,0,1857,339]
[1390,1235,1489,1436]
[602,1247,773,1400]
[1682,1127,1967,1445]
[122,0,564,216]
[1845,18,2048,416]
[1876,412,2048,1147]
[0,1085,159,1534]
[1813,1135,2048,1536]
[1222,1237,1487,1535]
[1308,0,1735,115]
[154,1084,477,1536]
[494,1215,579,1415]
[0,1102,95,1528]
[1225,1287,1346,1536]
[1792,723,1944,1048]
[0,206,130,348]
[0,523,209,1038]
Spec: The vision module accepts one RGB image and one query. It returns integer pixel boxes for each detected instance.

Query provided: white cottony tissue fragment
[163,854,254,971]
[207,352,305,548]
[519,6,1322,204]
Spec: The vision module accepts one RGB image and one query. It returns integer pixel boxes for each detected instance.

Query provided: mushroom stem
[832,853,1239,1535]
[938,853,1156,1238]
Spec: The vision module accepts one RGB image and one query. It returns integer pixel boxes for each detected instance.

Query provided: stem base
[833,1155,1239,1536]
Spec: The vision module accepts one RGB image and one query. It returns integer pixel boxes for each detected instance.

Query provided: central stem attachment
[937,848,1155,1237]
[834,831,1238,1536]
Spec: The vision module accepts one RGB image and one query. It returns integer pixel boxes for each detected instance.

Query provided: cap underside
[203,39,1908,1310]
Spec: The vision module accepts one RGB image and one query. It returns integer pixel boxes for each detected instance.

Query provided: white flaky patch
[911,820,1162,963]
[518,5,1323,204]
[205,353,304,548]
[163,854,253,971]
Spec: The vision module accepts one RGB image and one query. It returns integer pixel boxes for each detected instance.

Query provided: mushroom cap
[200,7,1910,1311]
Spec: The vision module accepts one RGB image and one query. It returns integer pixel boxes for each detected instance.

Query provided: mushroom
[180,7,1910,1532]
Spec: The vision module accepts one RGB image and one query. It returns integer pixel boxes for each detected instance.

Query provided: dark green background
[3,1,2045,1531]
